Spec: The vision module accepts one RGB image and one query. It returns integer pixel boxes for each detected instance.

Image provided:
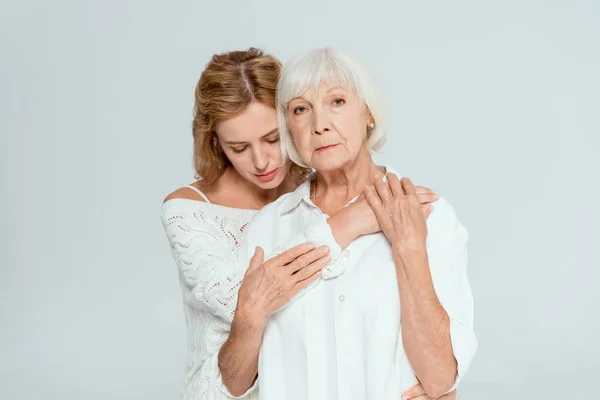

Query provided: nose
[313,107,331,135]
[252,148,269,172]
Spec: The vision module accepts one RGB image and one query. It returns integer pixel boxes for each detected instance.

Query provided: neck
[313,146,380,208]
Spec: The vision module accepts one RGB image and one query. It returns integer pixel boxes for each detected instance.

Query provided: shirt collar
[277,165,397,216]
[277,172,316,215]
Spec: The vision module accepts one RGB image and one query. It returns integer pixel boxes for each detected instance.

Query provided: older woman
[225,48,477,399]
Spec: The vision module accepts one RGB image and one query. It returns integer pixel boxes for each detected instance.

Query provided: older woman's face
[287,84,371,171]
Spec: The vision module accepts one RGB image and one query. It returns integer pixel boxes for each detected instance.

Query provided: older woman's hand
[363,173,429,254]
[345,183,437,237]
[328,181,438,250]
[235,244,330,328]
[401,383,457,400]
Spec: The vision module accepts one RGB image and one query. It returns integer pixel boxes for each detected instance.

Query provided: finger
[406,396,428,400]
[246,246,265,275]
[293,255,331,282]
[374,174,392,203]
[364,184,382,209]
[387,173,403,197]
[401,177,417,196]
[271,242,317,267]
[416,191,438,205]
[401,383,427,400]
[292,265,323,292]
[369,164,382,181]
[438,390,457,400]
[415,185,439,204]
[415,185,437,198]
[422,203,434,219]
[287,245,330,274]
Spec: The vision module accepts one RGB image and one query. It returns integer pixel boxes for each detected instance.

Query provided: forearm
[327,207,362,249]
[217,314,265,397]
[394,248,457,397]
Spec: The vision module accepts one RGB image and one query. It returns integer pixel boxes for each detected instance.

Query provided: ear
[365,108,375,129]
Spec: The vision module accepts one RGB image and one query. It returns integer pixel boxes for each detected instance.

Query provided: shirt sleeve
[265,213,345,279]
[181,348,259,400]
[163,204,261,399]
[236,206,347,314]
[162,205,244,323]
[426,197,478,391]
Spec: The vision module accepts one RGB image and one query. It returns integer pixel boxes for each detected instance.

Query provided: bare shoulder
[163,182,213,203]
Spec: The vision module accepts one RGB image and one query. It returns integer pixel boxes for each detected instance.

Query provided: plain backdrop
[1,0,598,399]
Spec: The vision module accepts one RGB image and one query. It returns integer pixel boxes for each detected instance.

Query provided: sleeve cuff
[446,316,478,392]
[216,372,259,399]
[304,214,345,279]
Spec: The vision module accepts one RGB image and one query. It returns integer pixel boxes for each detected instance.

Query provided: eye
[267,136,280,144]
[231,147,247,154]
[293,106,308,115]
[332,98,345,106]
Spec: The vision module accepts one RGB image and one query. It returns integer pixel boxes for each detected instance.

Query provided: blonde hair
[276,48,387,167]
[192,48,284,183]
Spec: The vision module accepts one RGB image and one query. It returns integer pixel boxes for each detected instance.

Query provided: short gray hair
[276,48,387,167]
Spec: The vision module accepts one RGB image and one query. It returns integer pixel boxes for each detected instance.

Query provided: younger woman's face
[216,102,290,189]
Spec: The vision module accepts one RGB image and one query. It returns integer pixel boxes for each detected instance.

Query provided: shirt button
[343,249,350,258]
[338,295,345,302]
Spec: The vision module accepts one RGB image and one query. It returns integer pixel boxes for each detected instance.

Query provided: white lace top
[161,187,342,400]
[162,191,259,400]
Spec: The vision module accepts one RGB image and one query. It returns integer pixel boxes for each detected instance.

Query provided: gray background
[1,0,598,399]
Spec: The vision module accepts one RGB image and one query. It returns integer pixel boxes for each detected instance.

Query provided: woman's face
[216,102,290,189]
[287,84,371,172]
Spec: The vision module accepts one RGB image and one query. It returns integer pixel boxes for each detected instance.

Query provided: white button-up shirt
[236,168,477,400]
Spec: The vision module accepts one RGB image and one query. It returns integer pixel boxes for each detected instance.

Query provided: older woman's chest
[273,233,404,350]
[330,233,402,327]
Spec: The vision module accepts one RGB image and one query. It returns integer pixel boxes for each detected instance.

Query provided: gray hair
[276,48,387,167]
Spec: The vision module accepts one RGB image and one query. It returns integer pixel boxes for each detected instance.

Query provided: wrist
[233,302,268,331]
[328,208,360,249]
[392,245,428,266]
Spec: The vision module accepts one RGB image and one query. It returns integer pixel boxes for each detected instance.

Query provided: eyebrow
[289,86,348,103]
[326,85,347,93]
[224,128,278,145]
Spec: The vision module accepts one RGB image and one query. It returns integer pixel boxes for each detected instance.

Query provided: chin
[310,158,349,172]
[254,178,284,189]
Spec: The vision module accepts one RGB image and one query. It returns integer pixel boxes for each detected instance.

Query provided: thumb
[247,246,265,273]
[401,383,426,400]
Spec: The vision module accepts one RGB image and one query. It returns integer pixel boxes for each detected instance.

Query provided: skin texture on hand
[364,173,429,254]
[328,181,438,250]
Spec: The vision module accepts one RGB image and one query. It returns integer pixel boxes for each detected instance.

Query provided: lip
[255,167,279,182]
[315,144,339,152]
